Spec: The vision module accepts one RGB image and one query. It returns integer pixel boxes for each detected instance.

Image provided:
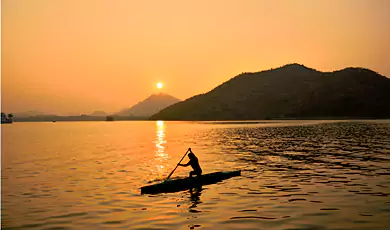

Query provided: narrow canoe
[141,170,241,194]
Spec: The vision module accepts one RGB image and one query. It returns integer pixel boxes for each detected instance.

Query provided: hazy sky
[2,0,390,115]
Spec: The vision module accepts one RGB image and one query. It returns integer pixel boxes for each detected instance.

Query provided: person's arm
[178,160,191,167]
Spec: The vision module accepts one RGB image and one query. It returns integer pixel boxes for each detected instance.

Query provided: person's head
[188,152,195,159]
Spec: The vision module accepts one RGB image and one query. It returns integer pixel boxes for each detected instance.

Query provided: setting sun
[157,82,163,89]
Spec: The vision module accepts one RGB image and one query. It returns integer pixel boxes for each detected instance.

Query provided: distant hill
[117,93,181,117]
[15,110,49,117]
[13,114,147,122]
[150,63,390,120]
[89,110,108,116]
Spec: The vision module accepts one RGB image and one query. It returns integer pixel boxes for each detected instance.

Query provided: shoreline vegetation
[1,112,13,124]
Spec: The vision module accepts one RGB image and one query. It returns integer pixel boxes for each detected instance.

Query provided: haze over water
[1,120,389,229]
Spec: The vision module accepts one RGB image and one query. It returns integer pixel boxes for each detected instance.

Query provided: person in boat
[178,150,202,177]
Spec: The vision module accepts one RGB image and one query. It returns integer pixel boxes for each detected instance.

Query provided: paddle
[166,148,191,181]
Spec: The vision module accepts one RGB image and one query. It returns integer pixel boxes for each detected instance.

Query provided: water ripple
[2,120,390,229]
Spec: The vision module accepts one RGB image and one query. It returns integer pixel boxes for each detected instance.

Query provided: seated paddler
[178,150,202,177]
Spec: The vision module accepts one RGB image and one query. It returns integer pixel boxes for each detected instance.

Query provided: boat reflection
[188,186,203,213]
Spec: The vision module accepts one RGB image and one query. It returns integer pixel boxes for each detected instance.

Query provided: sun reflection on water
[154,120,168,175]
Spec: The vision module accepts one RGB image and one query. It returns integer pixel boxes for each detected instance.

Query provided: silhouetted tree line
[1,112,13,123]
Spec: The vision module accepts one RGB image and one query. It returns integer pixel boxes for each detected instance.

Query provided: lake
[1,120,390,229]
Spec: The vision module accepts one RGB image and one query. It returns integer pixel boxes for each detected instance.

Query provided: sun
[157,82,163,89]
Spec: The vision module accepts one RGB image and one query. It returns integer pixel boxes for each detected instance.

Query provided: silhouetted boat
[106,116,115,121]
[141,170,241,194]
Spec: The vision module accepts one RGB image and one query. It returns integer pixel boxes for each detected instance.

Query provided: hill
[14,110,49,117]
[89,110,108,116]
[150,64,390,120]
[117,93,181,117]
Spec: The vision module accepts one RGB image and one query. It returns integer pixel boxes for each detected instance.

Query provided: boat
[106,116,115,121]
[141,170,241,194]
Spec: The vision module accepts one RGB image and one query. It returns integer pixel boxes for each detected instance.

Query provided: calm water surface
[2,120,390,229]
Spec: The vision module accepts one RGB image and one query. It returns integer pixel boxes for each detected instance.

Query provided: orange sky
[2,0,390,115]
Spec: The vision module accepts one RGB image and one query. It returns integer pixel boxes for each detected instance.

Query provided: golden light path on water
[154,120,168,176]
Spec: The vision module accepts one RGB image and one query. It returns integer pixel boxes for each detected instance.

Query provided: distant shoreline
[12,116,390,122]
[13,115,148,122]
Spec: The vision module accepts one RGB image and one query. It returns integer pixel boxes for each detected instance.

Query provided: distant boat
[106,116,115,121]
[1,119,12,124]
